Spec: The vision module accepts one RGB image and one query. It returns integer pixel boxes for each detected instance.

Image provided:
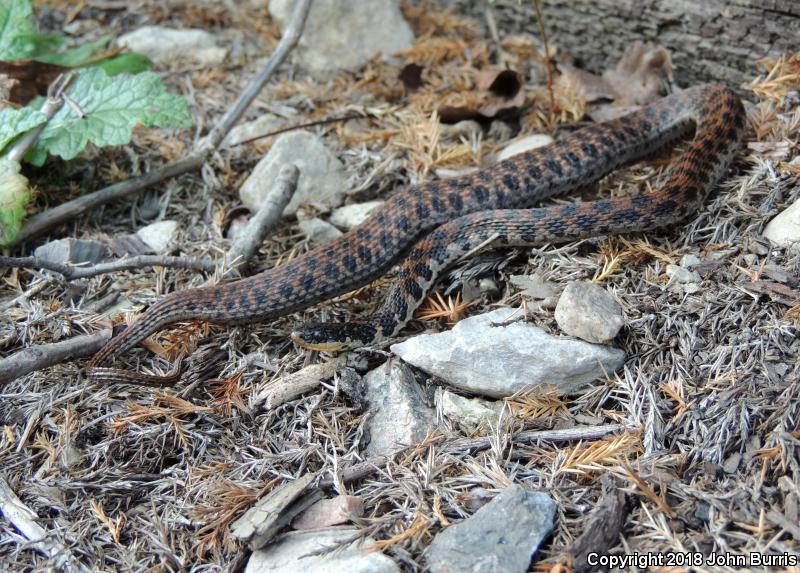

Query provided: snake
[86,83,744,385]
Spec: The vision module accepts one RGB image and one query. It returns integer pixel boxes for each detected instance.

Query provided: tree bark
[490,0,799,89]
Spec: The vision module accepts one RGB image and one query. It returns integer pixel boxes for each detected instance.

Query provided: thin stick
[318,424,626,487]
[531,0,556,123]
[223,164,299,275]
[0,331,111,385]
[5,73,74,163]
[230,113,364,148]
[0,254,215,281]
[11,0,313,246]
[0,478,89,571]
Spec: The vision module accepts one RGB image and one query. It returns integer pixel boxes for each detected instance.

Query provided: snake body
[87,84,744,384]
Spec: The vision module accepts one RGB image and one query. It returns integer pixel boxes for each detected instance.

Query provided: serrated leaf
[93,52,152,76]
[0,106,46,151]
[0,0,37,60]
[0,157,30,245]
[34,34,112,67]
[29,67,192,163]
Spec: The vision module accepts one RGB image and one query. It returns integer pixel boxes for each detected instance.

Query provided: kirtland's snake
[87,83,745,385]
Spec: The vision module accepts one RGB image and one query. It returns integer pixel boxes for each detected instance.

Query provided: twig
[0,477,91,572]
[201,0,312,152]
[230,113,365,148]
[0,331,111,385]
[5,73,74,163]
[531,0,556,123]
[317,424,626,488]
[446,424,626,454]
[11,0,313,246]
[223,164,299,275]
[0,254,215,281]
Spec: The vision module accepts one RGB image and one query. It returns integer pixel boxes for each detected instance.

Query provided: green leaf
[34,34,112,67]
[0,157,30,245]
[0,0,37,60]
[28,67,191,164]
[0,106,46,151]
[93,52,152,76]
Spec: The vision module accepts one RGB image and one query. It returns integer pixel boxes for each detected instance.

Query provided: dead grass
[0,0,798,571]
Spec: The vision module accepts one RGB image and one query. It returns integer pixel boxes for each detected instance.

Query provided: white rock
[269,0,414,78]
[298,217,343,245]
[554,282,625,344]
[136,220,178,253]
[391,308,625,398]
[292,496,364,530]
[680,254,702,268]
[329,200,384,230]
[509,274,558,300]
[665,264,700,285]
[495,134,554,162]
[34,238,107,265]
[763,199,800,253]
[117,26,226,67]
[240,131,348,216]
[245,528,399,573]
[223,114,289,147]
[364,359,437,457]
[439,390,503,433]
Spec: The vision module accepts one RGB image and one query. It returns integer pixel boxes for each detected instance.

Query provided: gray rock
[269,0,413,78]
[245,528,400,573]
[240,131,348,216]
[425,484,556,573]
[117,26,226,67]
[680,254,702,268]
[223,114,290,147]
[329,200,384,230]
[509,274,558,300]
[438,390,502,434]
[298,217,343,245]
[136,220,178,253]
[292,496,364,530]
[364,359,437,457]
[34,238,108,265]
[763,199,800,253]
[391,308,625,398]
[495,134,554,162]
[554,282,624,344]
[665,264,700,285]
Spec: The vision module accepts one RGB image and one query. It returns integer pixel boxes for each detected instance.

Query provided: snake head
[290,321,378,352]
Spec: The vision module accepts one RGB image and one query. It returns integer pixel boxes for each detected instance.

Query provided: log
[491,0,799,88]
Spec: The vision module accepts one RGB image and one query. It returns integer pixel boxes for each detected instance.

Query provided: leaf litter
[0,1,798,571]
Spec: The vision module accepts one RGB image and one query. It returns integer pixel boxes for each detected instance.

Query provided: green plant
[0,0,192,245]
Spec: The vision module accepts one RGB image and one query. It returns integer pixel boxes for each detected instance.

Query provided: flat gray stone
[554,282,625,344]
[392,308,625,398]
[364,359,437,457]
[439,390,502,434]
[292,496,364,530]
[34,238,108,265]
[245,528,399,573]
[136,220,178,253]
[425,484,556,573]
[269,0,413,78]
[117,26,226,67]
[329,200,384,230]
[223,114,290,147]
[298,217,343,245]
[239,131,347,216]
[764,199,800,253]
